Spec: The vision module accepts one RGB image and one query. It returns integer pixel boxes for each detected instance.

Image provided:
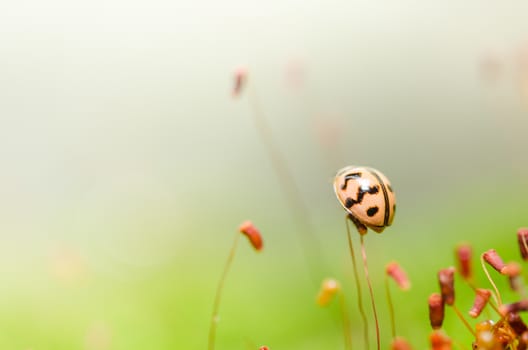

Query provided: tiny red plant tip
[429,330,452,350]
[483,249,506,273]
[429,293,445,330]
[438,267,455,306]
[238,221,263,251]
[390,336,413,350]
[455,243,472,280]
[469,288,492,318]
[232,66,248,97]
[386,261,411,290]
[518,228,528,261]
[316,278,340,306]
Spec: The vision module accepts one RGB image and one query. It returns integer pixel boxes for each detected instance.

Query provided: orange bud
[483,249,506,274]
[232,66,248,97]
[386,261,411,290]
[430,330,452,350]
[469,289,492,318]
[239,221,263,251]
[391,336,413,350]
[429,293,445,329]
[316,278,340,306]
[438,267,455,306]
[455,244,472,280]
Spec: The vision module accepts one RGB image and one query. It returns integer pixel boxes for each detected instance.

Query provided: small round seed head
[386,261,411,290]
[238,221,263,251]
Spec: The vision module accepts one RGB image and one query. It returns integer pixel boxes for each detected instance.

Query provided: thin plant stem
[247,82,325,284]
[451,304,477,337]
[242,76,334,337]
[345,217,370,350]
[360,234,381,350]
[208,233,240,350]
[385,275,396,339]
[338,290,353,350]
[480,254,503,307]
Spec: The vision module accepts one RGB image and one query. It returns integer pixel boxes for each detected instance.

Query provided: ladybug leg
[347,213,368,235]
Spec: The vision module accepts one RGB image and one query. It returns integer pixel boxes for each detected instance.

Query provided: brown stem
[385,275,396,339]
[338,290,353,350]
[360,234,381,350]
[345,217,370,350]
[451,304,476,337]
[247,82,325,284]
[480,253,503,306]
[208,233,240,350]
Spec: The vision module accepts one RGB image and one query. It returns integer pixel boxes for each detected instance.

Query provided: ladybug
[333,166,396,234]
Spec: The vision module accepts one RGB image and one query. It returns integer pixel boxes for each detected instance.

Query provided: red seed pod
[390,336,413,350]
[438,267,456,306]
[386,261,411,290]
[429,293,445,329]
[500,300,528,316]
[469,289,492,318]
[455,243,472,280]
[429,330,452,350]
[316,278,340,306]
[239,221,263,251]
[232,66,248,97]
[483,249,506,274]
[518,228,528,261]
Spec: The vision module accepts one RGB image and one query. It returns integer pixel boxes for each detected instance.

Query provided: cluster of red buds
[427,228,528,350]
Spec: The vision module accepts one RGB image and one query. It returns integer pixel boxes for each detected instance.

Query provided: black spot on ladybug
[341,172,362,190]
[387,185,393,192]
[366,206,379,217]
[343,185,379,208]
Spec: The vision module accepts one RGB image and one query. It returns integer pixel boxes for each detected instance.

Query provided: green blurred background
[1,0,528,349]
